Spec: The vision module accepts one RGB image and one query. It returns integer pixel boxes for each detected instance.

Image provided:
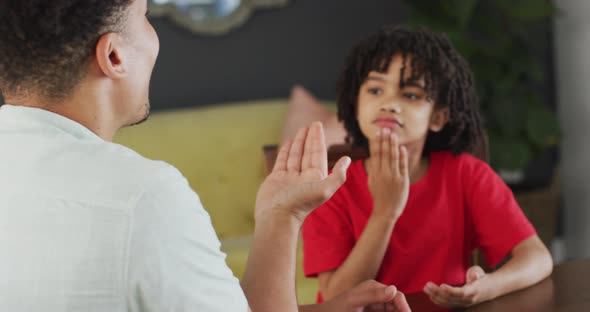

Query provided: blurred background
[2,0,588,302]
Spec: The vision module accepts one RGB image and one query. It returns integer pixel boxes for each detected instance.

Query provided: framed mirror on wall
[149,0,289,36]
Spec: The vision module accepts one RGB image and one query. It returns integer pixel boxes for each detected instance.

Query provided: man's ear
[95,33,126,79]
[429,107,449,132]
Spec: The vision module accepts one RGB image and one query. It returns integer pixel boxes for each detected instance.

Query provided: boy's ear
[95,32,127,80]
[429,107,449,132]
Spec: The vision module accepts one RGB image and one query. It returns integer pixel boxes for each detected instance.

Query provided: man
[0,1,410,311]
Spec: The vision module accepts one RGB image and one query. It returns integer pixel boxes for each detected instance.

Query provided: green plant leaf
[442,0,478,29]
[404,0,558,174]
[496,0,555,20]
[488,96,526,137]
[488,133,532,170]
[526,102,560,147]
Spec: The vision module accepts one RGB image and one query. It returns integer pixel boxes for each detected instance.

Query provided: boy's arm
[424,235,553,308]
[317,214,398,300]
[318,129,410,301]
[482,235,553,300]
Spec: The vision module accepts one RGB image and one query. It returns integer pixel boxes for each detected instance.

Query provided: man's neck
[4,93,119,142]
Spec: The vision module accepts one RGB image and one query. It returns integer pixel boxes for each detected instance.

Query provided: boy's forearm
[242,211,302,312]
[482,236,553,300]
[321,213,396,300]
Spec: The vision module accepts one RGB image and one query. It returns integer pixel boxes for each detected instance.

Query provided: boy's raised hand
[255,121,351,222]
[367,128,410,221]
[423,266,489,308]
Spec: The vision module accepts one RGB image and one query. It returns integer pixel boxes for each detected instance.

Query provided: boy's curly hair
[0,0,132,100]
[337,25,484,155]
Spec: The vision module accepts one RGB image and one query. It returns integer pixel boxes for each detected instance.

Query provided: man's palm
[255,122,350,221]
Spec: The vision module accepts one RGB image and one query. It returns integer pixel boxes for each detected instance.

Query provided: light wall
[553,0,590,259]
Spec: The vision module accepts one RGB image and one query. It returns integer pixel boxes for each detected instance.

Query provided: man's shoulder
[72,140,186,200]
[95,141,180,177]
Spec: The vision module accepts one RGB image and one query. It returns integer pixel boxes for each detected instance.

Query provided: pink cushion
[282,85,347,147]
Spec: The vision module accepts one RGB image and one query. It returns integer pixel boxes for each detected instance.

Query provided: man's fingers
[365,303,386,312]
[392,291,411,312]
[345,281,397,307]
[306,121,328,173]
[319,156,350,201]
[287,127,308,172]
[273,140,291,172]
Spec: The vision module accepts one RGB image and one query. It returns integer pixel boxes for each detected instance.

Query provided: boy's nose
[380,100,401,113]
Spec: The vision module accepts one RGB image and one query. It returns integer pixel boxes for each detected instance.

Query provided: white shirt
[0,105,248,311]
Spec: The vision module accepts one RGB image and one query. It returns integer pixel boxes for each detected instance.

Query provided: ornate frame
[149,0,289,36]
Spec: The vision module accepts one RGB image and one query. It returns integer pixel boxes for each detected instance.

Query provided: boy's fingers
[440,284,466,299]
[399,146,408,179]
[381,128,392,173]
[466,266,485,283]
[390,133,399,176]
[369,130,381,173]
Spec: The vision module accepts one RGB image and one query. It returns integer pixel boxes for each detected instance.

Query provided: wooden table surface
[405,258,590,312]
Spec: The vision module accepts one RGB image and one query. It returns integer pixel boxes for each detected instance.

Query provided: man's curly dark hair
[0,0,133,101]
[337,25,484,156]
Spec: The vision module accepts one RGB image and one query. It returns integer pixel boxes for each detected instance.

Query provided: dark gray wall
[149,0,406,110]
[0,1,405,108]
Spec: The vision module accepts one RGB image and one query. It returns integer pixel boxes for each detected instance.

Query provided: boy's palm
[367,129,410,220]
[424,266,488,308]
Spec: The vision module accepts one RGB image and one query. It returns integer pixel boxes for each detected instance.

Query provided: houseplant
[402,0,560,188]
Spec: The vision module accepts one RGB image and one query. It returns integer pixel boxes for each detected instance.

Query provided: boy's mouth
[373,117,403,129]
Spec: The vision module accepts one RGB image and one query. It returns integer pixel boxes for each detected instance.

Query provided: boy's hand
[423,266,490,308]
[322,280,411,312]
[367,128,410,221]
[255,122,351,223]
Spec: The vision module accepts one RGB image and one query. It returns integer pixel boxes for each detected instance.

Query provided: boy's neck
[408,153,430,184]
[405,141,429,184]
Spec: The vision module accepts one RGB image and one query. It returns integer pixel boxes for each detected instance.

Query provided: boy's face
[356,53,447,150]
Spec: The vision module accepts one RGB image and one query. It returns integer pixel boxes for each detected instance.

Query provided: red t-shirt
[302,151,536,300]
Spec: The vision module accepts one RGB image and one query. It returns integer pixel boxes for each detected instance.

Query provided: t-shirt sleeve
[302,185,355,278]
[126,164,248,312]
[463,157,536,267]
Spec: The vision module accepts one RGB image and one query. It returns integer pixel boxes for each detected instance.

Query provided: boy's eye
[368,88,383,95]
[403,92,420,100]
